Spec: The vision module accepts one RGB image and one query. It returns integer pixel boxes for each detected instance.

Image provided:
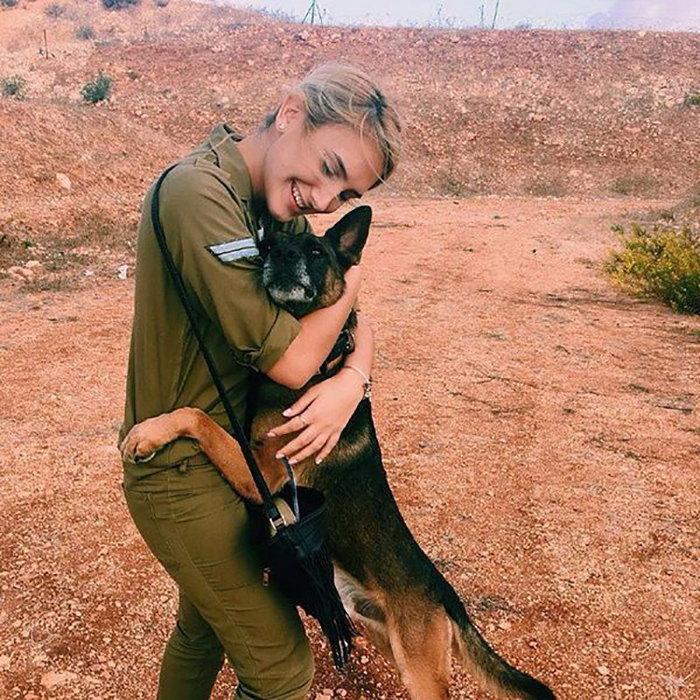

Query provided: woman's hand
[268,369,365,465]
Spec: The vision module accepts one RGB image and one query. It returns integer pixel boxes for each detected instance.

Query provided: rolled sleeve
[159,162,301,371]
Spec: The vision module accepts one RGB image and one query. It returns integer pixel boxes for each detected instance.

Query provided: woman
[119,64,402,699]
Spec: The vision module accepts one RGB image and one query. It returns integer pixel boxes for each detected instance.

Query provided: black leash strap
[150,165,285,527]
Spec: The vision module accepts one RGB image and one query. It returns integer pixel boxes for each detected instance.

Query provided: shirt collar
[207,123,253,205]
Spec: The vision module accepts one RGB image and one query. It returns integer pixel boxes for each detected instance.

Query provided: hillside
[1,0,699,251]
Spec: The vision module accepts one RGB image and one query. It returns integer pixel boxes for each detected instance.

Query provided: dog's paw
[120,417,178,463]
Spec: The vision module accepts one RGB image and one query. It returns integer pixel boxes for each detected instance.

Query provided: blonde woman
[119,64,401,699]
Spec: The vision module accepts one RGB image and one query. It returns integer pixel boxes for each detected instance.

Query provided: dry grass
[612,173,659,196]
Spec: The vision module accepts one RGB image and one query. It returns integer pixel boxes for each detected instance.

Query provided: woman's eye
[339,190,357,203]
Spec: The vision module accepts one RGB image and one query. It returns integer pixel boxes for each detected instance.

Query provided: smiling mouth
[291,180,308,211]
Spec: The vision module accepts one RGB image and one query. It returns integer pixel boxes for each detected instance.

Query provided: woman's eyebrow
[331,152,348,180]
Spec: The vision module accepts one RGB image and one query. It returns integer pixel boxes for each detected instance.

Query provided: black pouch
[151,165,355,668]
[264,485,354,666]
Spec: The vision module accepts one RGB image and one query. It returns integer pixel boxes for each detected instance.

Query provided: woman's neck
[237,128,275,207]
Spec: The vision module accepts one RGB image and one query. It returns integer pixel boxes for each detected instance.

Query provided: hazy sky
[232,0,700,30]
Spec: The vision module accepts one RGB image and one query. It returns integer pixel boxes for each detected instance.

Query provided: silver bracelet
[342,364,372,401]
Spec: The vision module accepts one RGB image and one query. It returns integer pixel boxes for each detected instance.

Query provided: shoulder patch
[207,237,259,263]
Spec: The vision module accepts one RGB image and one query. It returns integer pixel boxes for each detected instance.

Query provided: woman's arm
[269,311,374,464]
[265,266,363,389]
[120,313,375,480]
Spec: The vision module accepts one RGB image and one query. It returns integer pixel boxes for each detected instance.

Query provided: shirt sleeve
[158,161,301,373]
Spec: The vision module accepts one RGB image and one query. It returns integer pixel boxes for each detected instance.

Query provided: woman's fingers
[269,413,310,438]
[284,433,329,465]
[274,426,315,460]
[280,387,319,419]
[314,432,341,464]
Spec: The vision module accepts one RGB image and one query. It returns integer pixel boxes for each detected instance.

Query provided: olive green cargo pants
[122,459,314,699]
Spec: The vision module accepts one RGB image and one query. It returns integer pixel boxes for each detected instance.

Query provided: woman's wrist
[339,364,372,401]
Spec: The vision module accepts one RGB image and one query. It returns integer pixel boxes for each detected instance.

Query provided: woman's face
[261,97,384,222]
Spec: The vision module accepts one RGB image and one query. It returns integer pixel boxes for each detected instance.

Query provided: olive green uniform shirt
[120,124,311,475]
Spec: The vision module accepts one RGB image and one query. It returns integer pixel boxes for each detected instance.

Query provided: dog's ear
[324,206,372,269]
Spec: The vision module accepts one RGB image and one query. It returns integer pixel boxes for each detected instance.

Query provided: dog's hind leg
[385,603,453,700]
[334,568,397,665]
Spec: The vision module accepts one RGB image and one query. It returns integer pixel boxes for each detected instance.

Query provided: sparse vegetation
[44,3,65,18]
[606,223,700,314]
[1,75,27,100]
[81,73,112,104]
[0,0,19,8]
[75,25,96,40]
[102,0,141,9]
[612,174,658,197]
[524,176,567,198]
[684,93,700,107]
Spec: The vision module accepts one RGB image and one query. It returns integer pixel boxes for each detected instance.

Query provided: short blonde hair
[265,63,402,185]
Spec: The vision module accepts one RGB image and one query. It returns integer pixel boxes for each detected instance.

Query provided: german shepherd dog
[121,207,556,700]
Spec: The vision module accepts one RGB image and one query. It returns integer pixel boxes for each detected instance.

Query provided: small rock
[498,620,511,630]
[597,665,610,676]
[56,173,72,190]
[360,654,369,664]
[25,260,42,269]
[41,671,77,689]
[0,654,10,670]
[118,264,129,280]
[7,266,34,282]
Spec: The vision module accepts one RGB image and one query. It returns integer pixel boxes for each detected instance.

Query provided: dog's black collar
[318,327,355,378]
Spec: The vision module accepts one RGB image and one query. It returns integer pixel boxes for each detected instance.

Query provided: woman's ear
[276,93,306,132]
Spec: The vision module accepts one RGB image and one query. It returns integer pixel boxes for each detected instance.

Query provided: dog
[120,206,556,700]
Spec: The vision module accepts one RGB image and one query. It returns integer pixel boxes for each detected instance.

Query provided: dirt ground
[1,196,698,699]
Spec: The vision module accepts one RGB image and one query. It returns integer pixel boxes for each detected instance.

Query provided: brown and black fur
[121,206,556,700]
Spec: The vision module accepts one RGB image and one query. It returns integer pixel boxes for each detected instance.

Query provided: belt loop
[178,460,188,474]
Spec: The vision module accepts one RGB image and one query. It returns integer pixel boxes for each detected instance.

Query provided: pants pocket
[122,485,182,576]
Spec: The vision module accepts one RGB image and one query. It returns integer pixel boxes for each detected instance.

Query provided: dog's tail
[439,576,556,700]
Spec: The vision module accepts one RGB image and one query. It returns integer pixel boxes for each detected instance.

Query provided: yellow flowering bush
[606,223,700,314]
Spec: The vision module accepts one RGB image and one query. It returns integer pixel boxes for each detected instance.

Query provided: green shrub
[76,25,95,40]
[81,73,112,104]
[1,75,27,100]
[102,0,140,9]
[44,3,65,17]
[606,223,700,314]
[684,93,700,107]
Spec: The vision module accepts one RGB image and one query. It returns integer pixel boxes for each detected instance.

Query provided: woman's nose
[311,184,341,213]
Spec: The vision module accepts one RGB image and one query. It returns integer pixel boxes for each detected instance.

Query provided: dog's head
[261,205,372,317]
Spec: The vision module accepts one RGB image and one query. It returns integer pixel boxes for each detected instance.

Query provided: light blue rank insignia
[207,237,259,263]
